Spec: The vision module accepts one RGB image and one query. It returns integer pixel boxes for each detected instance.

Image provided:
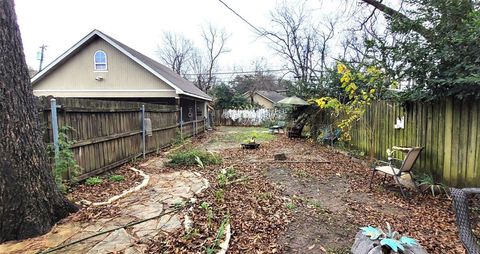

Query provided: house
[31,29,211,123]
[248,90,286,109]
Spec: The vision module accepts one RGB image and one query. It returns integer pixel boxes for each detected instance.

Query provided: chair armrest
[390,158,403,162]
[389,158,404,168]
[371,160,391,167]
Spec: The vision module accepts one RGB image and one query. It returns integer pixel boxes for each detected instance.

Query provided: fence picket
[318,97,480,187]
[38,97,200,181]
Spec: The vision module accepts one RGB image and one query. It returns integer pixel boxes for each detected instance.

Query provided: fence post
[180,107,183,140]
[141,104,146,159]
[194,101,197,136]
[50,98,59,159]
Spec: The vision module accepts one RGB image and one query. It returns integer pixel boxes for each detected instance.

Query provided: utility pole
[37,44,47,71]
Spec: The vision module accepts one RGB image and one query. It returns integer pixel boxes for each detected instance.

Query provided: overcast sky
[15,0,347,78]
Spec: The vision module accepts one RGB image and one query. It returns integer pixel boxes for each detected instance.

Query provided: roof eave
[177,91,212,101]
[31,29,212,101]
[255,92,275,103]
[31,29,100,85]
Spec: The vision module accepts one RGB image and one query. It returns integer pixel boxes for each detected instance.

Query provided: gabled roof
[255,90,286,103]
[31,29,211,101]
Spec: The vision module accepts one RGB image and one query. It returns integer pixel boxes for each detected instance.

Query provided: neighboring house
[248,90,286,109]
[32,29,211,123]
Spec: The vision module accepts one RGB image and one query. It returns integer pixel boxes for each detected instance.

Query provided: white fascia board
[31,30,99,84]
[31,30,212,102]
[98,33,183,93]
[176,90,213,101]
[96,32,212,101]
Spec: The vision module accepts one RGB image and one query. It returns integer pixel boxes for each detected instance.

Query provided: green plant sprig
[52,126,81,192]
[85,176,103,186]
[167,149,222,167]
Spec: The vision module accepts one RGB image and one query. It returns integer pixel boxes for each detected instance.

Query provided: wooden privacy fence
[337,97,480,187]
[38,97,205,180]
[180,119,206,138]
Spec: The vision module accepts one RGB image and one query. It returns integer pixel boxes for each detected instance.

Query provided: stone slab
[87,229,135,254]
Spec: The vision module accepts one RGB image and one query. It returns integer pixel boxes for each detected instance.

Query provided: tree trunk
[0,0,77,243]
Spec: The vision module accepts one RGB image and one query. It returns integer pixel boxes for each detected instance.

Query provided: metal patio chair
[450,188,480,254]
[369,147,424,198]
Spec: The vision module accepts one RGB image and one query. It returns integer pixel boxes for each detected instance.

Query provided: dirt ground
[184,126,464,253]
[267,167,357,253]
[0,126,465,253]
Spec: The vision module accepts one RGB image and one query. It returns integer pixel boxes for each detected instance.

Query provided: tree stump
[274,153,287,161]
[351,231,429,254]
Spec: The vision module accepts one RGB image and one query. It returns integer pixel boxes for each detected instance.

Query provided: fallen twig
[225,177,249,186]
[77,167,150,206]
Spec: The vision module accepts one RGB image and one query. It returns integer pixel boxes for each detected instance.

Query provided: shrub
[167,149,222,167]
[53,126,81,192]
[417,172,449,197]
[85,176,103,185]
[109,175,125,182]
[261,119,277,128]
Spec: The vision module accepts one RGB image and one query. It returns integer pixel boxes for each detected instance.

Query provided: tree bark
[0,0,77,243]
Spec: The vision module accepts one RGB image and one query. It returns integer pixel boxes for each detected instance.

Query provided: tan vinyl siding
[33,38,177,98]
[253,94,274,109]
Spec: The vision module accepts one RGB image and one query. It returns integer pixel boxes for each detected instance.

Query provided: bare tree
[194,24,230,92]
[338,1,424,83]
[260,2,335,97]
[157,31,193,75]
[261,3,335,83]
[0,0,77,242]
[187,24,230,93]
[358,0,435,41]
[231,59,281,103]
[317,20,336,82]
[189,47,208,91]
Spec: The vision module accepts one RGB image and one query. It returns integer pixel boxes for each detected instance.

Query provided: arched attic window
[94,50,107,71]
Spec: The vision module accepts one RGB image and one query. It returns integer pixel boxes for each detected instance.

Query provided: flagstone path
[0,166,209,254]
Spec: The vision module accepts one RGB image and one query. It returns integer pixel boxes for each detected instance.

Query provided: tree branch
[360,0,434,41]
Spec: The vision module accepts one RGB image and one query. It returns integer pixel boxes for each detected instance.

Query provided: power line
[217,0,264,35]
[216,0,279,48]
[212,78,296,83]
[183,68,289,76]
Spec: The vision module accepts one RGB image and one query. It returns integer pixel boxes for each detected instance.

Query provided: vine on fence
[313,63,393,158]
[54,126,81,192]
